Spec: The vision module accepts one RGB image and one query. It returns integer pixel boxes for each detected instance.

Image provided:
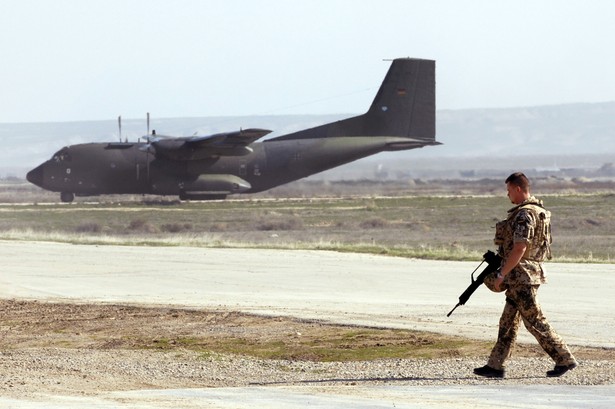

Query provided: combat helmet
[483,271,506,293]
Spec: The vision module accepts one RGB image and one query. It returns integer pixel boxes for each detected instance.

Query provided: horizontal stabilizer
[384,137,442,151]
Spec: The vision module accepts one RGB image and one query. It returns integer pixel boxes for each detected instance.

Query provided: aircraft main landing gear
[60,192,75,203]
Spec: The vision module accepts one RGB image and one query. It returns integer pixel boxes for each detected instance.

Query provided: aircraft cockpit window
[53,149,71,163]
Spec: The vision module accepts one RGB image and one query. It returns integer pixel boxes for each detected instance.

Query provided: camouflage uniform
[487,196,577,370]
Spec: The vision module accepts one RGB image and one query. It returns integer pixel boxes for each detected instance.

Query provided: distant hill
[2,102,614,177]
[434,101,615,158]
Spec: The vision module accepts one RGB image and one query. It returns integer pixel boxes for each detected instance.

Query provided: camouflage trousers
[487,284,577,370]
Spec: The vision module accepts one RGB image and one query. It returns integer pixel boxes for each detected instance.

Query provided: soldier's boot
[546,362,578,377]
[473,365,505,378]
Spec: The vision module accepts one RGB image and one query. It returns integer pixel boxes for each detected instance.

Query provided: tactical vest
[494,201,552,262]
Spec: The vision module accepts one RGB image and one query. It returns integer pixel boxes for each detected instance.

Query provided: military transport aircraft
[27,58,440,202]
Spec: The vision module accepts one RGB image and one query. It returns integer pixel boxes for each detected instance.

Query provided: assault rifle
[446,250,503,317]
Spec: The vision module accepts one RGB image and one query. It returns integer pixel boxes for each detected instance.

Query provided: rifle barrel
[446,303,461,317]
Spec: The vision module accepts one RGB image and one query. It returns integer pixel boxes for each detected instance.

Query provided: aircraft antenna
[118,115,122,142]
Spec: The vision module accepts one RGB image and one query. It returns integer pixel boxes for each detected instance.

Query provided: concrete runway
[1,240,614,408]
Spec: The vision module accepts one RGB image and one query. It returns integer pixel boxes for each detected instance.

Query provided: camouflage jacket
[494,196,552,286]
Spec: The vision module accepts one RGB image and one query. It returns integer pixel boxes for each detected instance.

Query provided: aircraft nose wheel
[60,192,75,203]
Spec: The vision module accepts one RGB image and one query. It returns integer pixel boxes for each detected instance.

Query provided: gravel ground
[1,300,613,399]
[1,348,614,399]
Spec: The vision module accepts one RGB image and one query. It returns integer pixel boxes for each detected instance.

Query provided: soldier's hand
[494,272,505,292]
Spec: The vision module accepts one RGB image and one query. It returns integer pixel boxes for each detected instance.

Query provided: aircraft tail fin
[271,58,436,143]
[361,58,435,141]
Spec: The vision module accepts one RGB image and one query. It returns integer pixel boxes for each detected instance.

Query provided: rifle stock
[446,251,502,317]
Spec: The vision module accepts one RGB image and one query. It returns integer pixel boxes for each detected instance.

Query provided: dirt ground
[1,300,612,398]
[2,299,486,359]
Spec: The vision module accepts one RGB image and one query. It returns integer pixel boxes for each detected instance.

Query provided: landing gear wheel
[60,192,75,203]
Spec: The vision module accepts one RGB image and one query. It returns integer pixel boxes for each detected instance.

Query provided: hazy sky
[2,0,614,123]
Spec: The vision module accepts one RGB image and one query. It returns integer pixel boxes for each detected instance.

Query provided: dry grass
[1,180,615,262]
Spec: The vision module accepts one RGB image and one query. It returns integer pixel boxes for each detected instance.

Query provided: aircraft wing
[186,128,272,147]
[149,128,272,160]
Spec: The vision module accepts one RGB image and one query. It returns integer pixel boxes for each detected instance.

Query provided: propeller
[140,112,166,153]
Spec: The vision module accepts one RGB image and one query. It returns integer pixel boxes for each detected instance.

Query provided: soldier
[474,172,578,378]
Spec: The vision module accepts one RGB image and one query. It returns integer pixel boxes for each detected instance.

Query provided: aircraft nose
[26,164,44,187]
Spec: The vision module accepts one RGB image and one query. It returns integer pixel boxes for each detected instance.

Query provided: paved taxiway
[1,240,614,408]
